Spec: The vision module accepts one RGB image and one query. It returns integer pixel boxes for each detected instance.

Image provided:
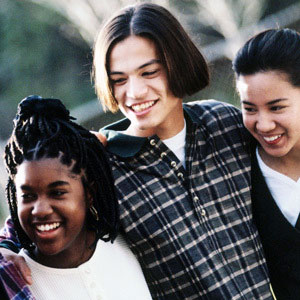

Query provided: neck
[125,107,185,140]
[30,230,96,268]
[259,147,300,181]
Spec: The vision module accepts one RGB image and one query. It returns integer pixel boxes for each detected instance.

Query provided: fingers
[90,131,107,147]
[13,255,32,285]
[0,249,32,285]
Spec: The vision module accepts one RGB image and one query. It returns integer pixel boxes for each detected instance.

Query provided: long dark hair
[5,95,119,250]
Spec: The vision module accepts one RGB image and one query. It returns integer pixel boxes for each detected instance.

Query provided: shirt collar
[101,104,199,158]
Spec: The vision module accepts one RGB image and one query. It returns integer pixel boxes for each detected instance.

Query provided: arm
[0,217,21,253]
[0,217,32,284]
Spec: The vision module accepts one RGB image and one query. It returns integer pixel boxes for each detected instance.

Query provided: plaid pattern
[103,100,272,299]
[0,254,34,300]
[0,218,21,253]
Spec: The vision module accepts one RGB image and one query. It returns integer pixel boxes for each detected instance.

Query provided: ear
[86,189,93,208]
[86,181,96,208]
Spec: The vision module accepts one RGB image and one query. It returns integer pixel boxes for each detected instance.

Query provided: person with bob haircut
[93,2,209,113]
[0,3,274,299]
[0,95,152,299]
[233,28,300,300]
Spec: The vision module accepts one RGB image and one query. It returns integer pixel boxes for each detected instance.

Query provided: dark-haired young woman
[0,96,152,299]
[233,28,300,300]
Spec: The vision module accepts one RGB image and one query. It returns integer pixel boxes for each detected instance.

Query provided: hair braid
[4,95,119,250]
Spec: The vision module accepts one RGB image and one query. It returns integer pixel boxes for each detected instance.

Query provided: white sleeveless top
[19,235,152,300]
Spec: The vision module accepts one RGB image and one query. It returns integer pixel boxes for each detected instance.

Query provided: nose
[31,199,53,218]
[126,77,148,99]
[255,113,276,133]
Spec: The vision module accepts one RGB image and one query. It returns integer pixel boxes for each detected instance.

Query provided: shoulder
[184,99,243,128]
[184,99,241,119]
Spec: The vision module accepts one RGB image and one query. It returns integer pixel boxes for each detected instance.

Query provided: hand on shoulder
[0,248,32,285]
[91,130,107,146]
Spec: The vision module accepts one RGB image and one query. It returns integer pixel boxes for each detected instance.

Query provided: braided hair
[5,95,119,250]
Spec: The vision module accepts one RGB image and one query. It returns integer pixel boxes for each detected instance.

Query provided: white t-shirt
[257,148,300,226]
[162,120,186,168]
[19,235,152,300]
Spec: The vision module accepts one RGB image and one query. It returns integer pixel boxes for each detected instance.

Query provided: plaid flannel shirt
[101,100,272,299]
[0,252,34,300]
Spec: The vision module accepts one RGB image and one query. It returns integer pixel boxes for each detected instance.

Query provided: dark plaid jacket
[101,100,273,299]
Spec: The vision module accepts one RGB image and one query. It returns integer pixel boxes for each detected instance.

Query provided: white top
[257,148,300,226]
[19,235,152,300]
[162,120,186,168]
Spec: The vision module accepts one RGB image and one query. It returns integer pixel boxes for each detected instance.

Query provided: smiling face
[15,158,90,267]
[237,71,300,160]
[109,35,184,139]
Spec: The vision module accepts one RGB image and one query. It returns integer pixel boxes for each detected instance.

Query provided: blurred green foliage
[0,0,95,139]
[0,0,97,223]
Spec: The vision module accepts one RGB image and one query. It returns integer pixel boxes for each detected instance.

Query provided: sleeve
[0,217,21,253]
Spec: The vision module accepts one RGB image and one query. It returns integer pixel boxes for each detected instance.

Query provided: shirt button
[150,139,156,145]
[177,172,183,178]
[201,208,206,216]
[160,152,167,158]
[193,196,199,202]
[171,161,177,167]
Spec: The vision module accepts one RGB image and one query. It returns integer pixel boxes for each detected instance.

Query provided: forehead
[109,35,159,71]
[15,158,80,184]
[237,71,291,96]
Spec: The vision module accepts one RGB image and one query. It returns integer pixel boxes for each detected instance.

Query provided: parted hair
[233,28,300,87]
[4,95,119,250]
[93,2,209,112]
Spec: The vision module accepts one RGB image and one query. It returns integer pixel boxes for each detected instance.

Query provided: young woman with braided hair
[0,95,151,299]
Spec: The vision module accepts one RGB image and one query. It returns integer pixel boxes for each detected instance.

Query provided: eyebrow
[241,98,288,106]
[109,59,161,75]
[20,181,70,191]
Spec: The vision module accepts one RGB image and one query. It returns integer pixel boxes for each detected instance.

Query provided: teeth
[36,222,60,232]
[131,101,155,112]
[263,135,282,142]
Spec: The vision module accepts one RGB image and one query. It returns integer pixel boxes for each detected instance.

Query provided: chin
[37,245,61,256]
[264,149,287,158]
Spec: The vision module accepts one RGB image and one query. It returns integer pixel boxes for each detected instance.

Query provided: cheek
[113,86,124,103]
[17,204,30,232]
[242,115,255,132]
[67,197,88,225]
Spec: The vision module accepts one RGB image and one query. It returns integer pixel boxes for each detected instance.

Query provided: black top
[251,149,300,300]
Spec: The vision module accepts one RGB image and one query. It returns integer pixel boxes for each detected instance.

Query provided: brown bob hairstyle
[93,2,210,113]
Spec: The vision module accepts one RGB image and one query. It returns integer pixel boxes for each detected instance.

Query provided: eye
[20,193,36,203]
[49,190,67,199]
[270,105,285,112]
[143,70,157,76]
[142,70,159,77]
[110,77,126,86]
[243,106,256,113]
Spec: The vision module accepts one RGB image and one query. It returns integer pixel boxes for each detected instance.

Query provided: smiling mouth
[130,100,157,113]
[35,222,61,232]
[263,135,282,142]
